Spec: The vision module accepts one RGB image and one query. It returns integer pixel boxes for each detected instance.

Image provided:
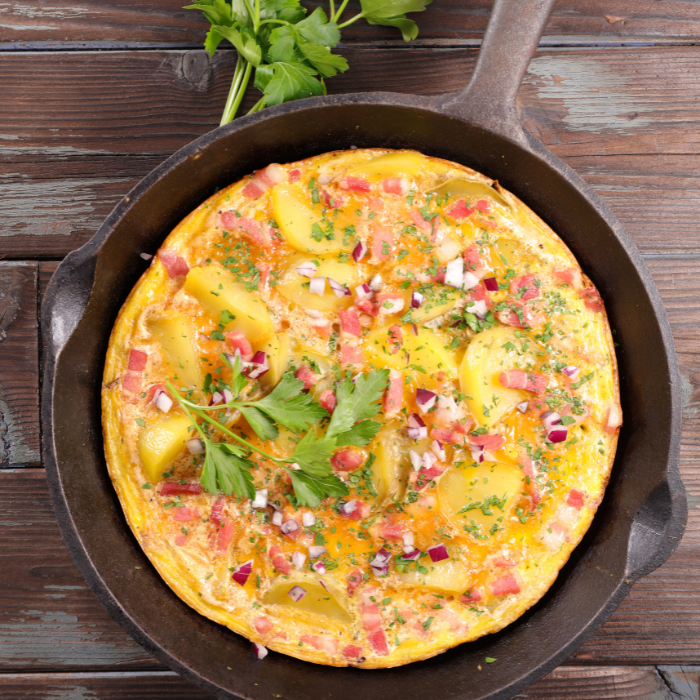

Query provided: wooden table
[1,1,700,697]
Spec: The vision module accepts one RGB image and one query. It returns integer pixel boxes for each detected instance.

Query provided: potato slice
[348,150,428,177]
[459,326,538,429]
[260,332,292,389]
[277,255,360,313]
[137,415,192,483]
[432,177,510,208]
[397,557,469,594]
[370,424,409,503]
[364,326,457,389]
[438,461,523,538]
[400,287,461,326]
[264,579,352,623]
[272,187,351,255]
[184,265,274,345]
[146,310,201,389]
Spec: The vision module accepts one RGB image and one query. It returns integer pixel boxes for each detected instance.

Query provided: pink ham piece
[468,433,506,451]
[340,176,371,193]
[567,489,585,510]
[254,617,274,635]
[383,369,404,418]
[371,224,393,261]
[172,506,199,522]
[242,163,286,198]
[447,199,474,220]
[430,427,459,444]
[356,298,379,317]
[174,534,189,546]
[269,545,291,574]
[438,608,468,635]
[554,267,583,291]
[461,588,482,604]
[379,521,404,540]
[288,169,301,182]
[347,568,363,596]
[122,372,142,395]
[509,274,540,301]
[294,365,317,391]
[331,449,365,472]
[159,250,189,278]
[215,518,235,553]
[343,644,363,660]
[220,213,273,249]
[210,495,225,524]
[128,349,148,371]
[319,389,337,414]
[499,369,547,394]
[387,325,403,354]
[604,402,622,433]
[368,629,389,656]
[475,199,491,213]
[160,481,202,496]
[463,244,482,275]
[322,190,345,209]
[491,574,521,596]
[339,308,362,337]
[225,331,254,360]
[409,208,430,231]
[340,343,363,370]
[382,177,409,195]
[580,286,604,312]
[300,635,339,655]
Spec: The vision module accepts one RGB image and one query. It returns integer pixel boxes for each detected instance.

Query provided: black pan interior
[47,99,682,700]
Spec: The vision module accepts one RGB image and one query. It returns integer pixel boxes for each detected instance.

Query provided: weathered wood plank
[3,46,700,257]
[0,263,40,468]
[3,0,700,47]
[0,666,696,700]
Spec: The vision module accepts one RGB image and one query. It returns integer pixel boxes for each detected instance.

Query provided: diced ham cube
[172,506,199,522]
[554,267,583,291]
[294,365,317,391]
[210,495,226,523]
[430,427,459,444]
[174,534,189,546]
[447,199,474,220]
[331,449,365,472]
[379,522,403,540]
[159,250,189,278]
[288,169,301,183]
[371,224,393,261]
[242,180,266,198]
[475,199,491,213]
[356,298,379,317]
[319,390,337,414]
[361,604,382,631]
[367,629,389,656]
[225,330,254,360]
[122,372,142,395]
[604,402,622,433]
[160,481,203,496]
[410,208,430,231]
[383,369,403,418]
[580,286,604,312]
[343,644,363,660]
[340,500,364,520]
[341,176,371,193]
[498,369,547,394]
[382,177,409,195]
[461,588,482,604]
[463,244,482,275]
[146,383,169,403]
[254,617,274,635]
[567,489,585,510]
[242,164,286,199]
[340,343,363,369]
[468,433,506,451]
[509,274,540,302]
[376,293,404,315]
[491,574,521,596]
[128,349,148,371]
[216,517,235,553]
[300,635,339,654]
[269,545,291,575]
[542,521,569,550]
[339,308,362,337]
[438,608,468,635]
[220,213,272,249]
[387,325,403,354]
[347,568,363,596]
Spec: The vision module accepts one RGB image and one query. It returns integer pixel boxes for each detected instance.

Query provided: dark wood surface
[2,1,700,697]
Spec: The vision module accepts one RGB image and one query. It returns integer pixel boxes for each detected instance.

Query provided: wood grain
[4,46,700,257]
[3,0,700,47]
[0,263,40,468]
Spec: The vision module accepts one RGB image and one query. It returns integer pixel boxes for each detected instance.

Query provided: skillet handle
[438,0,557,143]
[41,244,98,361]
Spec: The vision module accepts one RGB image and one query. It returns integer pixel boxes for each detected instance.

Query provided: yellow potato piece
[459,326,537,429]
[184,265,273,345]
[146,310,201,389]
[364,326,457,390]
[276,255,360,313]
[264,580,352,623]
[370,425,409,503]
[260,332,292,389]
[403,287,461,325]
[432,177,510,208]
[397,557,469,594]
[272,187,351,255]
[438,461,523,537]
[348,150,428,177]
[137,415,192,483]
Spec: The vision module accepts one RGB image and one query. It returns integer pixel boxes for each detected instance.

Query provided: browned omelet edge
[102,149,621,668]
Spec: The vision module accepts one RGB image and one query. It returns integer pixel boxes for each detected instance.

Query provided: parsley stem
[220,55,249,126]
[332,0,351,23]
[247,95,267,114]
[337,11,364,28]
[329,0,335,20]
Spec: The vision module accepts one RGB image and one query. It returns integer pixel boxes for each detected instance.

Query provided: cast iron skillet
[41,1,687,698]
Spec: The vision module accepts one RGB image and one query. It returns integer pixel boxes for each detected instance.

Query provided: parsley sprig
[185,0,433,125]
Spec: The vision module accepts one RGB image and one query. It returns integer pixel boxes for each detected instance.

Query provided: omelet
[102,149,622,668]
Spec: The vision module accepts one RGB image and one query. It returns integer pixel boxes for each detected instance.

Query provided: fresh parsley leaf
[327,369,389,438]
[250,372,327,430]
[238,405,279,440]
[289,431,336,475]
[294,7,340,46]
[200,441,256,499]
[213,25,262,66]
[289,470,349,508]
[334,419,381,447]
[298,41,348,77]
[256,61,325,106]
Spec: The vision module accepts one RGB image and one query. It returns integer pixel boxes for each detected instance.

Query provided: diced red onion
[444,258,464,289]
[411,291,425,309]
[483,277,498,292]
[272,511,283,526]
[281,520,299,534]
[140,252,153,261]
[341,500,358,516]
[296,262,317,278]
[416,388,437,413]
[369,274,383,292]
[317,173,332,185]
[312,561,326,575]
[209,391,223,406]
[308,545,327,559]
[302,512,316,527]
[355,283,373,299]
[186,438,205,455]
[287,585,306,602]
[409,450,423,471]
[154,390,173,413]
[222,388,234,404]
[245,351,269,379]
[422,450,437,470]
[378,296,404,314]
[516,401,529,414]
[309,277,326,296]
[352,241,367,262]
[407,412,428,440]
[407,427,428,440]
[232,560,253,586]
[470,299,488,319]
[328,277,351,298]
[437,394,457,419]
[372,564,390,577]
[289,462,301,470]
[252,642,268,660]
[402,548,421,560]
[548,429,568,443]
[561,365,580,380]
[470,444,485,463]
[462,271,479,290]
[292,551,306,570]
[252,489,268,509]
[370,548,392,567]
[431,439,446,461]
[403,532,414,548]
[427,543,449,563]
[541,411,562,431]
